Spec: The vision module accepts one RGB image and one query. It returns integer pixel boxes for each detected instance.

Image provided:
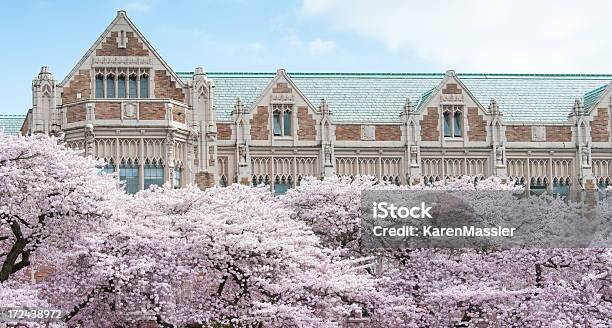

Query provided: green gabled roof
[583,83,609,111]
[177,72,612,124]
[0,114,25,136]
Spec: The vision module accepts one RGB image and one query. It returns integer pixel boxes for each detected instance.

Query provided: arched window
[144,159,164,189]
[219,175,227,187]
[106,73,115,98]
[443,112,451,137]
[103,159,115,174]
[272,104,293,137]
[273,109,282,136]
[119,159,139,194]
[274,175,291,195]
[283,108,292,136]
[442,105,463,138]
[117,74,126,98]
[129,74,138,98]
[140,74,149,98]
[95,74,104,98]
[453,111,462,137]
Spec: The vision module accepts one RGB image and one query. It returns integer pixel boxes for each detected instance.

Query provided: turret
[31,66,58,134]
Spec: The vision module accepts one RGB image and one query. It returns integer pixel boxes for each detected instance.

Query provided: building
[0,115,26,136]
[21,11,612,194]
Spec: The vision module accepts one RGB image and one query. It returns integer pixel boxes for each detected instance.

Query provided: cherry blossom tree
[283,175,612,326]
[0,134,121,282]
[42,185,388,328]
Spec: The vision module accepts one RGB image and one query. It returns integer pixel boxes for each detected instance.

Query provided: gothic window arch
[106,73,115,98]
[274,175,291,195]
[95,73,104,98]
[119,158,139,194]
[272,104,292,136]
[102,158,115,175]
[443,105,463,138]
[140,73,149,98]
[144,159,164,189]
[117,73,126,98]
[129,73,138,98]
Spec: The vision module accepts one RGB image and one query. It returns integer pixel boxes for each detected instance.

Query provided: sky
[1,0,612,115]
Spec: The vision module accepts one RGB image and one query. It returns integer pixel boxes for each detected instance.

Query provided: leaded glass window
[129,75,137,98]
[119,159,139,194]
[106,74,115,98]
[144,159,164,189]
[140,74,149,98]
[118,74,126,98]
[95,74,104,98]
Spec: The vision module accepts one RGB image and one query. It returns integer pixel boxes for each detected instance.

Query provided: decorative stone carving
[496,145,505,166]
[532,126,546,142]
[582,146,591,168]
[92,56,152,67]
[324,145,332,166]
[84,124,95,157]
[440,93,464,104]
[361,125,375,141]
[270,92,294,104]
[410,145,419,166]
[123,103,137,119]
[238,145,247,165]
[572,98,584,116]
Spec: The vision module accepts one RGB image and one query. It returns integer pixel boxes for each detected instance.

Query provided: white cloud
[307,39,337,55]
[301,0,612,72]
[285,33,338,56]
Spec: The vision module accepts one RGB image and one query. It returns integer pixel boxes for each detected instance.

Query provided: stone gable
[96,31,149,57]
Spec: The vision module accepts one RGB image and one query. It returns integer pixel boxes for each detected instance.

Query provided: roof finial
[404,98,414,113]
[445,69,456,77]
[488,98,500,115]
[320,97,330,115]
[234,96,244,115]
[573,98,584,115]
[117,10,127,17]
[195,67,205,75]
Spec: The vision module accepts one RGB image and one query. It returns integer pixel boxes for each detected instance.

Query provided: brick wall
[546,126,572,142]
[250,106,269,140]
[62,70,91,103]
[95,102,121,120]
[139,102,165,120]
[591,108,609,142]
[96,31,149,56]
[506,125,531,142]
[375,125,401,141]
[297,106,316,140]
[195,172,215,189]
[442,83,462,94]
[336,124,361,141]
[217,123,232,140]
[272,82,292,93]
[66,104,86,123]
[154,70,185,102]
[172,107,186,123]
[420,107,439,141]
[467,107,486,141]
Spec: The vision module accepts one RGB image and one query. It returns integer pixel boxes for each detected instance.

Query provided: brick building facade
[21,11,612,193]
